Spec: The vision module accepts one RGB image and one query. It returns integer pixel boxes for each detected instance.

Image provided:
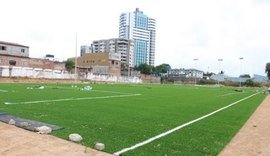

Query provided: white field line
[113,92,261,156]
[0,89,8,92]
[4,94,141,105]
[218,92,245,97]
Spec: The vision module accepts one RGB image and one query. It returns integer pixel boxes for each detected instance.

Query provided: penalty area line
[113,92,261,156]
[4,94,141,105]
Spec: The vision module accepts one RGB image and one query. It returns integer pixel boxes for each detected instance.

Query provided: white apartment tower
[80,45,92,56]
[90,38,134,68]
[119,8,156,66]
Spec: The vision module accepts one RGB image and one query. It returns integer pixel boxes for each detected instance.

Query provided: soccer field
[0,83,266,155]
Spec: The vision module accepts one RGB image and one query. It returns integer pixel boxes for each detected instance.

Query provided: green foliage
[155,63,171,73]
[134,63,154,75]
[198,79,217,85]
[240,74,251,78]
[266,63,270,80]
[121,63,128,71]
[64,59,75,73]
[0,83,266,155]
[243,79,262,87]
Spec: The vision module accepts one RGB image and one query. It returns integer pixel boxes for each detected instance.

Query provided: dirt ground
[219,95,270,156]
[0,122,112,156]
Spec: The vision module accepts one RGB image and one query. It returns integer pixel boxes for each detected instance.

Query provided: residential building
[0,41,29,57]
[80,45,92,56]
[252,74,268,83]
[0,41,66,78]
[168,68,204,78]
[119,8,156,66]
[0,41,64,70]
[89,38,134,68]
[75,52,121,76]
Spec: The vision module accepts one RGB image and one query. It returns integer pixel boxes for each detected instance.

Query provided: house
[74,52,121,77]
[0,41,66,78]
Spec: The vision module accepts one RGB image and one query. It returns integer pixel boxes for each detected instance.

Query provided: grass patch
[0,83,266,155]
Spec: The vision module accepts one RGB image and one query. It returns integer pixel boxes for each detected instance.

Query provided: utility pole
[218,59,223,86]
[193,58,199,84]
[75,34,78,83]
[239,57,244,87]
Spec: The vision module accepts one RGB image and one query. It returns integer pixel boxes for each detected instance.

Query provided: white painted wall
[0,66,142,83]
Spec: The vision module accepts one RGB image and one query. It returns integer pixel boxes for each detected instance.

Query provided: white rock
[8,119,15,125]
[38,86,45,89]
[95,143,105,151]
[69,133,82,142]
[82,86,92,91]
[20,122,29,127]
[36,126,52,134]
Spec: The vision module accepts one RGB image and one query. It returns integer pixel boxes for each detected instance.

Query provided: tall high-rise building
[80,45,92,56]
[119,8,156,66]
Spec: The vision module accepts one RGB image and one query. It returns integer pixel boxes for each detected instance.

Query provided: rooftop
[0,41,29,48]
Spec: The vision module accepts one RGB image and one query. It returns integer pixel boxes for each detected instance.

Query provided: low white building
[168,68,203,79]
[0,41,29,57]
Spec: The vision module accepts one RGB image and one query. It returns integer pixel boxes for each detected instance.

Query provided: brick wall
[0,55,65,70]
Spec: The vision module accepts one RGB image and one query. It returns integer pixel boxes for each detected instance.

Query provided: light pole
[193,58,199,84]
[218,59,223,86]
[239,57,244,87]
[74,34,78,83]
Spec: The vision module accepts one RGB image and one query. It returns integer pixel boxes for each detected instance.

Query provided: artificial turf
[0,83,266,155]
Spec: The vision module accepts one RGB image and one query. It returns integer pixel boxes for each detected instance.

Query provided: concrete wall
[140,74,160,83]
[0,65,142,83]
[0,66,73,79]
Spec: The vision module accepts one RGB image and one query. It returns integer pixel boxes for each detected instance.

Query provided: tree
[155,63,171,74]
[134,63,154,75]
[65,59,75,73]
[219,70,225,75]
[240,74,251,78]
[266,63,270,80]
[121,63,128,71]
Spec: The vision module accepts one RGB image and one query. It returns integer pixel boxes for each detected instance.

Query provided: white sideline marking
[113,92,261,156]
[4,94,141,105]
[0,89,8,92]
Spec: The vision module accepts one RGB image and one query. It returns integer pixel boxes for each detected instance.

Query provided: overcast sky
[1,0,270,76]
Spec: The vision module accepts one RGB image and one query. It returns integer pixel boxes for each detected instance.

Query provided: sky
[1,0,270,76]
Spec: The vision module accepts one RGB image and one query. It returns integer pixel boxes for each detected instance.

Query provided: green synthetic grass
[0,83,266,155]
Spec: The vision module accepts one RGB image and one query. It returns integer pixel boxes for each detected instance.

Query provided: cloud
[1,0,269,76]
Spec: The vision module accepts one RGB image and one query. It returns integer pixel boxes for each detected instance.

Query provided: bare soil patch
[219,95,270,156]
[0,122,112,156]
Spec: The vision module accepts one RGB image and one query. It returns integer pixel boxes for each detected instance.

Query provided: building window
[9,60,16,66]
[1,46,6,50]
[21,49,25,53]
